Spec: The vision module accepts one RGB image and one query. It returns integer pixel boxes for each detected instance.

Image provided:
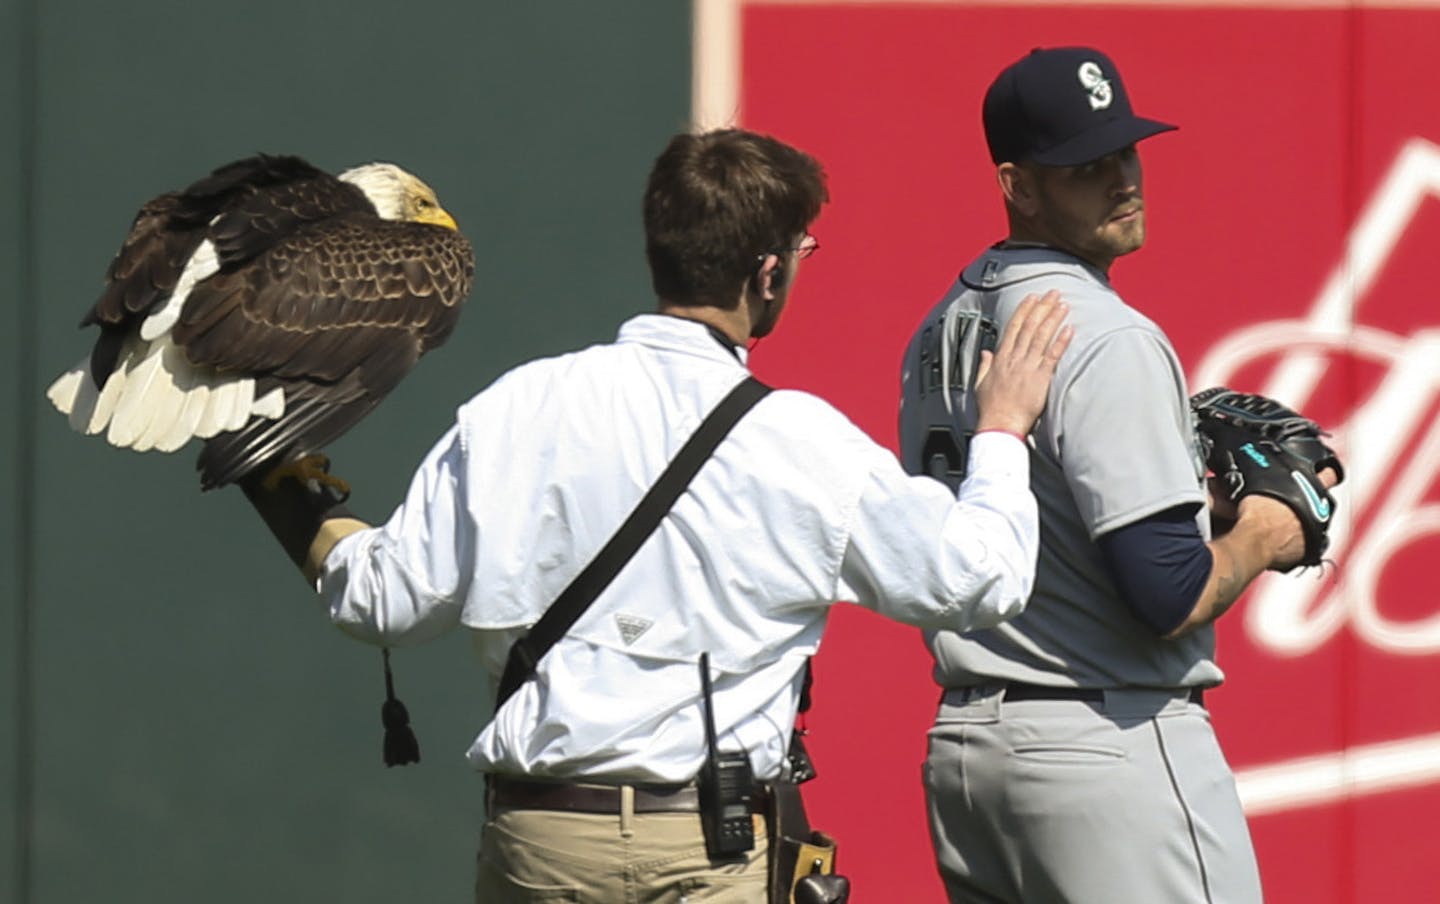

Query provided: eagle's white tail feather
[108,339,174,448]
[195,379,239,438]
[253,386,284,419]
[226,376,256,433]
[46,364,88,417]
[46,358,130,438]
[65,333,281,452]
[87,346,135,435]
[193,375,284,439]
[161,377,211,452]
[140,238,219,341]
[131,342,194,452]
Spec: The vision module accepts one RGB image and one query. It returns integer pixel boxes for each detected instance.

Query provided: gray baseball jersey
[899,244,1221,689]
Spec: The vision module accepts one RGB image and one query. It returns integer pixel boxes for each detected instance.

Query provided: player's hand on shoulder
[974,290,1072,438]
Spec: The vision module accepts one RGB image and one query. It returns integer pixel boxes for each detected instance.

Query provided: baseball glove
[1190,387,1345,570]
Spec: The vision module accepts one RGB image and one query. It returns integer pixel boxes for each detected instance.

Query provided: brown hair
[643,128,828,306]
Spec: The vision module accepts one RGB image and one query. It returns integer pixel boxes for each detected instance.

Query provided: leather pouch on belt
[766,780,848,904]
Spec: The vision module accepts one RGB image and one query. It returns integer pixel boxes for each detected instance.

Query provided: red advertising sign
[695,2,1440,900]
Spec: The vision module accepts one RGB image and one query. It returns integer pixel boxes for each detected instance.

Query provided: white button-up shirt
[319,314,1036,782]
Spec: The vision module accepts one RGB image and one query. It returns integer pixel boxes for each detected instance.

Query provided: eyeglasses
[792,234,820,260]
[758,234,820,263]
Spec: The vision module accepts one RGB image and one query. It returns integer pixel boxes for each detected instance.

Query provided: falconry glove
[240,454,420,767]
[239,453,366,584]
[1190,387,1345,571]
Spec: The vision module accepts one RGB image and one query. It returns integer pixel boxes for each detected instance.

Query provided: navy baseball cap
[983,47,1176,166]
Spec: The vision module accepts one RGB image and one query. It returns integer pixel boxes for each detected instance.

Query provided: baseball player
[898,47,1340,903]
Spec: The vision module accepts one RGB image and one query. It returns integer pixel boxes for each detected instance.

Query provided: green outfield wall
[3,2,690,901]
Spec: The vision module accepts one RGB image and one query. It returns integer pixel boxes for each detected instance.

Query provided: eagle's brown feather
[48,153,476,488]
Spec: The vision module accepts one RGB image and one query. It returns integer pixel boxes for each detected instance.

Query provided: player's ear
[998,163,1039,217]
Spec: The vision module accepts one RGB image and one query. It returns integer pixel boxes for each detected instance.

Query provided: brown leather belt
[487,776,706,814]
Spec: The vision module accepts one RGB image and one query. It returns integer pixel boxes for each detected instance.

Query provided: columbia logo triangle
[615,614,653,645]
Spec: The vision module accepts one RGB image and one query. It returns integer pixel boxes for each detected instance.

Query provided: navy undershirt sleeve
[1095,504,1213,636]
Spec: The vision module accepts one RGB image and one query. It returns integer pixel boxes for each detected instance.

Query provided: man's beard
[1044,205,1146,264]
[1101,212,1146,258]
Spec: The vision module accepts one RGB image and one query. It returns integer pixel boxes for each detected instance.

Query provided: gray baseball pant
[923,684,1263,904]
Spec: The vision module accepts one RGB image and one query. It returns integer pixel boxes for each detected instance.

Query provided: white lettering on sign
[1237,730,1440,816]
[1194,137,1440,657]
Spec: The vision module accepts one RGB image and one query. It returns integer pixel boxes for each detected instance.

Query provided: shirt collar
[964,243,1111,290]
[617,313,751,367]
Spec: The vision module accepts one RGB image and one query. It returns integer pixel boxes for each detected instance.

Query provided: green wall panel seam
[13,0,38,901]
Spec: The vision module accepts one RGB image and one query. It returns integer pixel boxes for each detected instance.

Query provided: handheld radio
[697,652,756,859]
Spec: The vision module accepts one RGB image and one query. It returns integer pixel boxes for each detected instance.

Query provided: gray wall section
[8,2,689,901]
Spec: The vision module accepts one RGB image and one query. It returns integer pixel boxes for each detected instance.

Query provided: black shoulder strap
[494,376,772,709]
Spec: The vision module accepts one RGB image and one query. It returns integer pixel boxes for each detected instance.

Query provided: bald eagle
[46,154,475,489]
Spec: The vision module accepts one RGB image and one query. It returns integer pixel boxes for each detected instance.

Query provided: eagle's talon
[261,453,348,499]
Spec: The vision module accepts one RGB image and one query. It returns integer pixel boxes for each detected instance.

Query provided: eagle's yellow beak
[416,206,459,231]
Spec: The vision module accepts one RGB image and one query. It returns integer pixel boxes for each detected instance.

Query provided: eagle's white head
[339,162,459,230]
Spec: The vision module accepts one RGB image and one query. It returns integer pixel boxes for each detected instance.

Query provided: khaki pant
[476,805,768,903]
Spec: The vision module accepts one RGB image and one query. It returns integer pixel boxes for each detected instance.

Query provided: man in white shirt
[246,127,1071,903]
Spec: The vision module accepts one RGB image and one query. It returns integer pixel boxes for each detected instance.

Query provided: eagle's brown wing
[81,155,373,386]
[172,214,475,488]
[82,193,194,385]
[85,193,189,327]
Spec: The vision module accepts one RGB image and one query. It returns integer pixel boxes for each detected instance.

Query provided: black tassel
[381,648,420,767]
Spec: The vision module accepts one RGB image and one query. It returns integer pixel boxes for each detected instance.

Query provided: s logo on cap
[1077,61,1113,111]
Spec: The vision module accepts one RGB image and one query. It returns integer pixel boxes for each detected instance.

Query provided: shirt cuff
[965,430,1031,487]
[315,526,372,591]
